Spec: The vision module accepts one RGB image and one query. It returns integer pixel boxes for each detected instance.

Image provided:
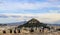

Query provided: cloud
[0,0,60,14]
[48,10,60,13]
[0,2,49,10]
[0,0,60,10]
[0,13,60,23]
[0,0,60,23]
[48,0,60,2]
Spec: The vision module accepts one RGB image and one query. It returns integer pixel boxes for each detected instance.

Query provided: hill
[18,18,48,28]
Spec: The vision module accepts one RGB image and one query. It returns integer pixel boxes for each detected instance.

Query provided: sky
[0,0,60,24]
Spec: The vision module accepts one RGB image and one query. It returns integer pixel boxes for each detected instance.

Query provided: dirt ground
[0,31,60,35]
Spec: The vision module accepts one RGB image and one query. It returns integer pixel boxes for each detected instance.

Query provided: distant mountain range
[7,21,27,26]
[47,24,60,26]
[0,21,27,26]
[0,20,60,26]
[51,20,60,26]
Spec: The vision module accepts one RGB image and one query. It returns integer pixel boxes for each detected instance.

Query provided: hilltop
[18,18,48,28]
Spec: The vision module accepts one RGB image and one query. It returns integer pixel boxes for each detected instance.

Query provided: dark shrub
[3,30,6,34]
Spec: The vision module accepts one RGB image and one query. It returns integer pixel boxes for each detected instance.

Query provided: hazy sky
[0,0,60,23]
[0,0,60,13]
